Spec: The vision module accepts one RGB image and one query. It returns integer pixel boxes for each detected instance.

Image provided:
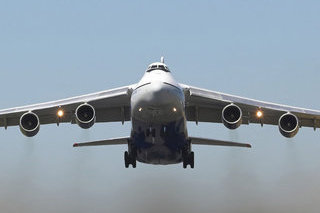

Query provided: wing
[190,137,251,148]
[73,136,129,147]
[181,84,320,129]
[0,85,135,128]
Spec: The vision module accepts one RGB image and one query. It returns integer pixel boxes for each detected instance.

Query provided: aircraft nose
[131,81,184,123]
[146,82,182,107]
[149,82,167,103]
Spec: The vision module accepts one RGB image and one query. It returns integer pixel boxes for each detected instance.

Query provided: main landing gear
[124,151,136,168]
[124,140,137,168]
[183,151,194,169]
[182,140,194,169]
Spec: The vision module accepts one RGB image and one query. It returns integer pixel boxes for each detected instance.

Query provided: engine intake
[222,104,242,129]
[278,112,299,138]
[75,103,96,129]
[19,112,40,137]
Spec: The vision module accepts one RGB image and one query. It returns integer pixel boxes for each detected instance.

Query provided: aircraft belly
[132,118,188,165]
[137,145,182,165]
[130,80,188,165]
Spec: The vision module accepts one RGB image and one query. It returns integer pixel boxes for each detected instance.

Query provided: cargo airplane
[1,57,320,168]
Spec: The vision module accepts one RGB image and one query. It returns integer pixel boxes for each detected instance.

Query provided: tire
[183,160,187,168]
[190,152,194,169]
[124,151,129,168]
[131,153,137,168]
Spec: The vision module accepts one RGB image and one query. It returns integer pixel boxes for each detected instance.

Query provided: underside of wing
[190,137,251,148]
[181,84,320,137]
[0,85,135,136]
[73,137,130,147]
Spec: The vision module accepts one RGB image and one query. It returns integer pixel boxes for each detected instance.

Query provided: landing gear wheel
[124,151,130,168]
[183,160,187,169]
[124,151,137,168]
[190,152,194,169]
[182,151,194,169]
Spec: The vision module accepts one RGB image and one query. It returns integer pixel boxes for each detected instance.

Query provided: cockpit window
[146,64,170,72]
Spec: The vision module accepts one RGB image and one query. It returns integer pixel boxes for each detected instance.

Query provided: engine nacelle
[278,112,299,138]
[75,103,96,129]
[222,104,242,129]
[19,112,40,137]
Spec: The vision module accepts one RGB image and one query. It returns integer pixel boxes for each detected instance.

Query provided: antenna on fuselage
[160,56,164,63]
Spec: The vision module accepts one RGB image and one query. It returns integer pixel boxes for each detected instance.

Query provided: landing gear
[124,151,136,168]
[183,151,194,169]
[182,140,194,169]
[124,140,137,168]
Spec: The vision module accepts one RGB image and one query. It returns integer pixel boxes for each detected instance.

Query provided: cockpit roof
[146,62,170,73]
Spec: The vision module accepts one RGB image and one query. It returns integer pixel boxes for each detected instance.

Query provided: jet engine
[75,103,96,129]
[222,103,242,129]
[278,112,299,138]
[19,112,40,137]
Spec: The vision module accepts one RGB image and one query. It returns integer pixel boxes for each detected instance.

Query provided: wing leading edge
[73,137,130,147]
[0,85,135,128]
[181,84,320,129]
[190,137,251,148]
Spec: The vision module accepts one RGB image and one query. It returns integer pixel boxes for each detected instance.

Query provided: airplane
[1,57,320,168]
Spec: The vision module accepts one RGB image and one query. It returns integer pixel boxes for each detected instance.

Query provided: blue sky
[1,1,320,212]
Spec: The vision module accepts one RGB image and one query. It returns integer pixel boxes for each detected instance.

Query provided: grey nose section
[131,82,184,123]
[148,82,171,105]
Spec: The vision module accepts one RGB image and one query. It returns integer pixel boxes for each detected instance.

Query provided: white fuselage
[130,69,188,165]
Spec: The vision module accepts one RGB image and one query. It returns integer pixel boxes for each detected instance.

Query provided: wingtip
[73,143,79,147]
[247,144,252,148]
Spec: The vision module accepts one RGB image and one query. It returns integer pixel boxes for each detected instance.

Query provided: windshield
[146,64,170,72]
